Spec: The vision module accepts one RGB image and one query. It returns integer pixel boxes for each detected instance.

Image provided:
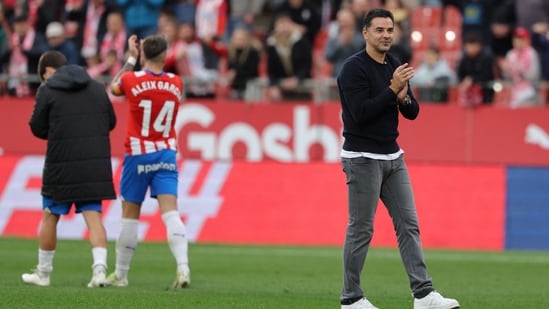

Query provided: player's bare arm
[111,35,140,96]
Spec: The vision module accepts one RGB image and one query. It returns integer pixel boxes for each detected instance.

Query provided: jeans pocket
[349,157,372,165]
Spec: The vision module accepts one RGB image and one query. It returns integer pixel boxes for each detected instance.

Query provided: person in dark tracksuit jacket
[23,51,116,288]
[337,9,460,309]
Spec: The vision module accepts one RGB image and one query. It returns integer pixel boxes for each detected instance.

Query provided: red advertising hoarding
[0,154,505,250]
[1,98,548,165]
[0,98,538,250]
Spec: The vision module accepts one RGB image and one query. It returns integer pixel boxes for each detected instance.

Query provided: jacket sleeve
[29,86,50,139]
[23,34,49,59]
[337,59,398,124]
[398,83,420,120]
[98,84,117,131]
[266,45,280,86]
[293,39,312,81]
[107,97,117,131]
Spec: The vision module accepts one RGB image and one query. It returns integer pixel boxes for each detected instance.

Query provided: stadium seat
[442,5,462,28]
[447,86,459,104]
[492,84,548,108]
[410,49,425,69]
[540,83,548,105]
[258,52,268,78]
[410,27,441,51]
[411,6,443,29]
[438,28,462,52]
[312,29,330,77]
[312,48,332,78]
[492,85,511,107]
[441,50,462,70]
[313,29,328,51]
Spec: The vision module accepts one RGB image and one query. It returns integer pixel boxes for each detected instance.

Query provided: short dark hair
[37,50,68,82]
[274,12,292,23]
[362,8,394,29]
[427,44,440,55]
[12,14,28,24]
[142,35,168,62]
[463,31,483,44]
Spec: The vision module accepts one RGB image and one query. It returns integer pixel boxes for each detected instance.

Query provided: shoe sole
[21,275,50,287]
[414,305,460,309]
[105,281,127,287]
[171,280,190,289]
[22,280,50,287]
[88,281,107,288]
[105,273,128,287]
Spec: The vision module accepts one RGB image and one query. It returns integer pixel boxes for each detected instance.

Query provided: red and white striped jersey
[195,0,228,40]
[118,70,183,155]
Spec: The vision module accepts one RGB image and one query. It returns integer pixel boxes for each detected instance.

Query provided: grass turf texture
[1,237,548,308]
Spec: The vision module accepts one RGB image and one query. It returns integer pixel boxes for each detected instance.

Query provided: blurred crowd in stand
[0,0,548,107]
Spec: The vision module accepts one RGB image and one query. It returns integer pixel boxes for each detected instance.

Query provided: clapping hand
[127,35,140,58]
[390,63,415,94]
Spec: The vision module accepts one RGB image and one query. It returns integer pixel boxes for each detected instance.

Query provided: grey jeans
[340,155,433,301]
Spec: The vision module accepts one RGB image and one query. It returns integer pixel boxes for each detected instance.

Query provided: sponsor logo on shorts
[137,162,177,174]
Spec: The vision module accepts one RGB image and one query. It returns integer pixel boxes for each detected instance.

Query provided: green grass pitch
[1,237,548,308]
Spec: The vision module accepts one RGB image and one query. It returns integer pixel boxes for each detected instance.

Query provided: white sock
[91,247,107,273]
[115,218,139,279]
[37,249,55,276]
[162,210,189,273]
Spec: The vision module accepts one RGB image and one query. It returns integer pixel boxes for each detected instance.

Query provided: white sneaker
[22,271,50,287]
[171,270,190,289]
[105,272,128,287]
[87,268,107,288]
[341,298,379,309]
[414,291,460,309]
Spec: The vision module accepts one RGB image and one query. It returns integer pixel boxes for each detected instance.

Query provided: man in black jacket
[22,51,116,288]
[337,9,459,309]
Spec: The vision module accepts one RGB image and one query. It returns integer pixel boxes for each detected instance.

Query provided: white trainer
[414,291,460,309]
[87,268,107,288]
[171,270,190,289]
[341,298,379,309]
[22,271,50,287]
[105,272,128,287]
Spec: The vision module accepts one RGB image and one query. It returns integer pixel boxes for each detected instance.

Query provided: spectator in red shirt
[502,27,542,107]
[0,14,48,96]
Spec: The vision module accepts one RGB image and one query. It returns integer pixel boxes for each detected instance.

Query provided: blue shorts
[120,149,178,204]
[43,196,102,215]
